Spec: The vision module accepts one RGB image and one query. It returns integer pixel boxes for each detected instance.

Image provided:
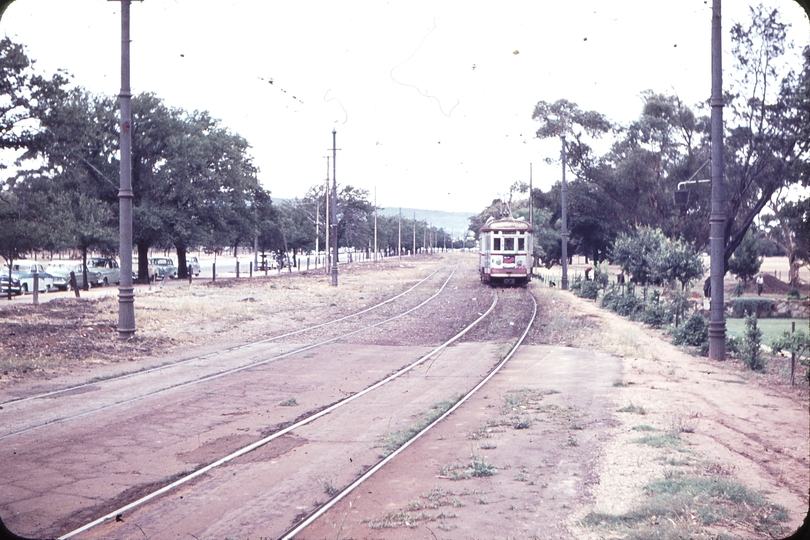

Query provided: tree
[722,7,809,272]
[728,228,764,284]
[762,196,808,286]
[609,227,667,286]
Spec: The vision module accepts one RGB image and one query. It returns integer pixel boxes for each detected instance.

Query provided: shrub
[672,312,708,349]
[576,279,601,300]
[732,281,745,297]
[601,284,643,317]
[730,298,773,318]
[740,313,765,371]
[787,288,801,300]
[635,300,672,329]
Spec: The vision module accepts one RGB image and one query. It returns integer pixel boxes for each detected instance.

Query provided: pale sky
[2,0,808,213]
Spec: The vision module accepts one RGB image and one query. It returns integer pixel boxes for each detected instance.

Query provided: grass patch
[726,317,806,345]
[583,476,790,539]
[634,434,683,449]
[279,397,298,407]
[612,380,628,387]
[380,394,462,456]
[617,402,647,415]
[631,424,656,431]
[439,453,498,480]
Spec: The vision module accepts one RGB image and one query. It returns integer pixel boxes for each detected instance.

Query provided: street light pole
[331,128,339,286]
[116,0,136,335]
[560,135,569,290]
[709,0,727,360]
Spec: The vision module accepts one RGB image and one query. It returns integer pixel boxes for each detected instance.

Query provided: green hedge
[730,298,774,318]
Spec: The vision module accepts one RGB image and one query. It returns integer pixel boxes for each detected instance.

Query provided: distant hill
[377,207,477,237]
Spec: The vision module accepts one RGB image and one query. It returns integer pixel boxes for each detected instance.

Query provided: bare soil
[0,253,807,540]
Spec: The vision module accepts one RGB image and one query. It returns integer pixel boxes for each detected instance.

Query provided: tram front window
[518,238,525,250]
[504,238,514,251]
[493,238,501,251]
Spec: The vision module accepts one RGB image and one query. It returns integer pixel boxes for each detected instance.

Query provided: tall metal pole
[374,187,378,262]
[413,212,416,255]
[529,163,534,270]
[709,0,726,360]
[331,128,339,286]
[324,156,330,273]
[117,0,135,335]
[560,135,569,290]
[398,207,402,259]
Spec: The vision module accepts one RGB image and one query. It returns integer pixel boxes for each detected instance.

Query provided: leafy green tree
[762,193,808,286]
[609,227,667,286]
[654,236,705,291]
[728,228,764,284]
[722,8,809,272]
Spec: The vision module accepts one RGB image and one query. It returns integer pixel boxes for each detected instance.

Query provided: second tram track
[0,265,459,440]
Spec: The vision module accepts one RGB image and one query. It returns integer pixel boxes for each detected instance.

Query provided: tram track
[3,260,537,540]
[58,290,513,540]
[0,265,450,409]
[47,286,538,540]
[0,265,459,441]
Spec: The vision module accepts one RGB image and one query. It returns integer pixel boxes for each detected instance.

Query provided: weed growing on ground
[439,453,498,480]
[380,394,462,456]
[617,402,647,415]
[278,397,298,406]
[583,476,789,539]
[632,424,656,431]
[634,434,683,449]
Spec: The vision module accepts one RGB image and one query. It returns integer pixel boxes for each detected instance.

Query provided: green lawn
[726,317,808,343]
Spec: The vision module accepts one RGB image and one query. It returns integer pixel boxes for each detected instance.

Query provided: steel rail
[0,265,458,441]
[279,289,538,539]
[1,265,447,407]
[57,288,499,540]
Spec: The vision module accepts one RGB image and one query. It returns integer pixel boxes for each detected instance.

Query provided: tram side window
[504,237,514,251]
[518,238,525,251]
[493,237,501,251]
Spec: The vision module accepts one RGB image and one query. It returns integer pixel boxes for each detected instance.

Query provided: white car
[7,261,54,294]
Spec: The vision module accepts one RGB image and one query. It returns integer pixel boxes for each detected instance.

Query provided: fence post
[212,262,216,283]
[250,262,253,278]
[236,261,240,279]
[69,271,80,298]
[33,272,39,305]
[188,265,192,285]
[791,321,796,386]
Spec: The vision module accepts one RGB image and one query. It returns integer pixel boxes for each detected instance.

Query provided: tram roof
[479,217,533,233]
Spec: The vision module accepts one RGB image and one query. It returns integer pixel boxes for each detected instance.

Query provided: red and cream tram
[478,217,533,286]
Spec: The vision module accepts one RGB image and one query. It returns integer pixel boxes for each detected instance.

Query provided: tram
[478,216,533,286]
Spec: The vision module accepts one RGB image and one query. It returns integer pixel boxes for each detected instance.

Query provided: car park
[7,261,54,294]
[150,257,178,279]
[46,261,101,290]
[88,257,121,286]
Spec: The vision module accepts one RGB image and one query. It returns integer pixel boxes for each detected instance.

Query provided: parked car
[7,261,54,294]
[150,257,178,279]
[133,259,158,282]
[88,257,121,286]
[0,273,22,296]
[46,261,101,290]
[187,256,201,277]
